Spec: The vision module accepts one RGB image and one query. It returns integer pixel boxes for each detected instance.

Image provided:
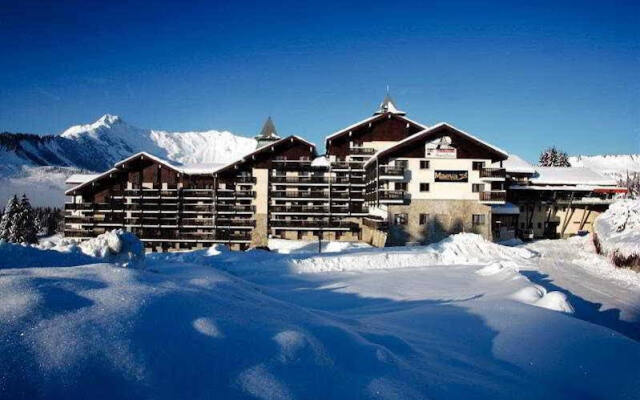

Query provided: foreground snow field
[1,234,639,399]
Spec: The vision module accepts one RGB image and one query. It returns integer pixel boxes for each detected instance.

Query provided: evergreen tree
[20,195,38,243]
[538,146,571,167]
[0,195,19,241]
[10,195,38,244]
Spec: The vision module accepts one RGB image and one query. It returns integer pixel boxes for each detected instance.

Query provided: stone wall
[386,199,491,245]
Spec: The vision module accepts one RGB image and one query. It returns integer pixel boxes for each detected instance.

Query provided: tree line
[0,194,63,244]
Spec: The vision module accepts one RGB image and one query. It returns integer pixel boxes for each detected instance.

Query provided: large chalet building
[64,96,625,251]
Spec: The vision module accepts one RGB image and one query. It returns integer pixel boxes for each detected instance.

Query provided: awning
[491,202,520,215]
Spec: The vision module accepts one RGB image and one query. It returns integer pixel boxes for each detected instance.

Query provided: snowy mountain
[569,154,640,180]
[0,114,257,206]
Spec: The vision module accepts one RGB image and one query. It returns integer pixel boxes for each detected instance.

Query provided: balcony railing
[363,217,388,230]
[234,176,256,184]
[331,161,364,169]
[271,191,329,199]
[65,202,129,211]
[479,168,506,179]
[270,220,359,229]
[217,190,256,198]
[349,147,376,155]
[378,190,407,200]
[216,218,256,227]
[214,204,256,212]
[480,190,507,202]
[271,176,333,184]
[271,159,315,170]
[378,166,405,176]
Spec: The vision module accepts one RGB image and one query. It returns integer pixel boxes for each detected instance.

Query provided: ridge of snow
[569,154,640,180]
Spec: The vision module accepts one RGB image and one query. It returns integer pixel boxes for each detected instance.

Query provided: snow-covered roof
[509,184,621,192]
[255,116,280,139]
[324,113,428,143]
[374,94,405,115]
[311,156,330,167]
[65,174,101,185]
[65,168,119,195]
[494,154,536,174]
[531,167,617,186]
[364,122,508,168]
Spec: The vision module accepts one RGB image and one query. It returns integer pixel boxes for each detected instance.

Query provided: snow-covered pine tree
[538,146,571,167]
[20,194,38,243]
[10,194,38,244]
[0,195,19,241]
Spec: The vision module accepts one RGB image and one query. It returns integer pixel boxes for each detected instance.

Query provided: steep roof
[324,112,428,145]
[364,122,508,167]
[256,116,280,139]
[213,135,316,175]
[374,93,405,115]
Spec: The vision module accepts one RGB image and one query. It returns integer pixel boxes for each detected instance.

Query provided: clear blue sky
[1,0,638,161]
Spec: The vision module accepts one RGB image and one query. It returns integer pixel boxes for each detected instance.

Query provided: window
[472,214,485,225]
[472,161,485,170]
[420,183,430,192]
[472,184,484,193]
[394,213,408,225]
[419,213,429,225]
[395,182,407,191]
[420,160,430,169]
[395,160,408,168]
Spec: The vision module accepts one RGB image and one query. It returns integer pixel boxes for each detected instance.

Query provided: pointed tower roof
[374,92,406,115]
[255,116,281,148]
[256,116,280,139]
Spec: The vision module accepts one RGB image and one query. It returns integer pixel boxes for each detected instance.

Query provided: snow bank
[511,285,574,313]
[593,200,640,268]
[292,233,536,273]
[1,229,145,269]
[268,238,371,254]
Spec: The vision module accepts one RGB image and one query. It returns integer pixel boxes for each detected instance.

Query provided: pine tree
[0,195,19,241]
[538,146,571,167]
[18,194,38,244]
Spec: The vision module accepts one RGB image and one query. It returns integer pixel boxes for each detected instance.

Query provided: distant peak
[97,114,122,125]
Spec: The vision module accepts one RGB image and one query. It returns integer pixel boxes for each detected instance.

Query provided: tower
[373,90,406,115]
[254,116,281,149]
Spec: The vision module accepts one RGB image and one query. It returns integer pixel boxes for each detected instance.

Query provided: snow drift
[593,200,640,269]
[1,229,145,269]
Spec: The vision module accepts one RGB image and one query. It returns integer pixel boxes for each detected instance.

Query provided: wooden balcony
[479,168,506,180]
[363,217,388,230]
[271,176,333,184]
[479,190,507,203]
[349,147,376,155]
[378,166,405,177]
[270,220,359,230]
[331,161,364,170]
[271,159,315,170]
[271,190,329,199]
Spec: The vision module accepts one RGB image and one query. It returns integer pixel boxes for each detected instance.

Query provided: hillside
[0,115,256,206]
[569,154,640,180]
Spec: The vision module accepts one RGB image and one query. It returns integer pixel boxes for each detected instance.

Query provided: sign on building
[434,170,468,182]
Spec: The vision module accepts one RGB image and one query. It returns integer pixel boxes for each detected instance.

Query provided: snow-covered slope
[0,115,256,206]
[569,154,640,180]
[60,114,257,167]
[1,233,639,399]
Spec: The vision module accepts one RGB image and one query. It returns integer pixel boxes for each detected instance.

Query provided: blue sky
[1,0,638,161]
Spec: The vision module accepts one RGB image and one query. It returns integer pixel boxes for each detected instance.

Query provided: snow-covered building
[64,95,626,251]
